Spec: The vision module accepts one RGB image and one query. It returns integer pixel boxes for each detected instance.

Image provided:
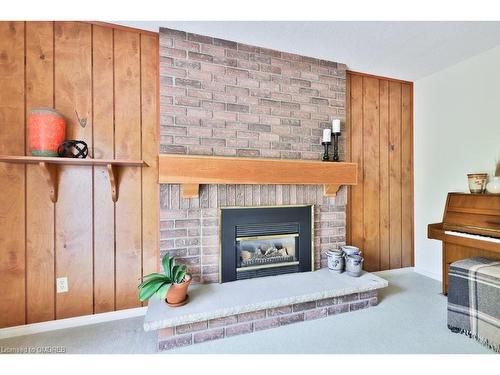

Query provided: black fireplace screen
[220,206,313,282]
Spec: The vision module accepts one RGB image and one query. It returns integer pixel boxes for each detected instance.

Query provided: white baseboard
[413,266,442,281]
[0,306,147,340]
[374,266,415,275]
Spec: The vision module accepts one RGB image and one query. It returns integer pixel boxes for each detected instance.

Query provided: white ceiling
[115,21,500,81]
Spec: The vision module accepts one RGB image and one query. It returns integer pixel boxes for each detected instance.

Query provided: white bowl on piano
[486,176,500,194]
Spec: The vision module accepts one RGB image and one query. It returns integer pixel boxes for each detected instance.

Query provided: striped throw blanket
[448,257,500,353]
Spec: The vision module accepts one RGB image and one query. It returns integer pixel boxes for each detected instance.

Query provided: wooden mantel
[159,154,358,198]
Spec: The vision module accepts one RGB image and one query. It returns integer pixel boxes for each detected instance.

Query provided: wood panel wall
[0,21,159,328]
[347,71,413,272]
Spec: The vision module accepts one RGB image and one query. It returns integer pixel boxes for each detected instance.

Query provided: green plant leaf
[138,279,165,302]
[154,282,172,300]
[143,272,168,280]
[139,281,159,300]
[139,274,168,287]
[171,265,178,282]
[172,264,187,283]
[138,275,170,289]
[139,272,168,284]
[162,255,172,279]
[177,271,186,284]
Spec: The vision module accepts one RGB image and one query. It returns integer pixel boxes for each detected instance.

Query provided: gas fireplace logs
[240,245,294,267]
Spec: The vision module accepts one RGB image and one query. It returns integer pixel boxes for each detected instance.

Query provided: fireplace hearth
[220,206,313,282]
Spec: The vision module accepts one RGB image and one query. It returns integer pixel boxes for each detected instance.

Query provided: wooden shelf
[0,155,148,202]
[0,155,146,167]
[159,154,358,198]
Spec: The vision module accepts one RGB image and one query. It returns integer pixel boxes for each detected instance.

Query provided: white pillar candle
[322,128,332,143]
[332,119,341,133]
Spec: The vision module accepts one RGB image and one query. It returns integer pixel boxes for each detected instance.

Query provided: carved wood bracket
[0,156,146,203]
[107,164,118,202]
[39,162,58,203]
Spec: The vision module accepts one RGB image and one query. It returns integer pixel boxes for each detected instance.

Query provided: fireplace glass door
[236,233,299,272]
[220,205,313,282]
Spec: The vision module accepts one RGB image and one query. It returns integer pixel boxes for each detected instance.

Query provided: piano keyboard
[445,230,500,244]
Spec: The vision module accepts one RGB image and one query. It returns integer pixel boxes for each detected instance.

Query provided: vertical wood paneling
[25,21,55,323]
[114,29,142,310]
[362,77,380,271]
[379,80,390,270]
[54,22,94,319]
[92,25,115,313]
[389,81,403,269]
[349,75,364,251]
[0,21,26,327]
[2,21,413,326]
[0,21,158,327]
[347,72,413,272]
[141,34,160,284]
[401,83,413,267]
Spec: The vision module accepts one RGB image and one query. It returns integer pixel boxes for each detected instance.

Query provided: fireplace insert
[220,205,313,283]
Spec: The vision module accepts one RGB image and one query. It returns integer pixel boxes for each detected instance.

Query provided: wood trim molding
[347,70,414,85]
[82,21,159,36]
[0,306,147,340]
[159,154,358,198]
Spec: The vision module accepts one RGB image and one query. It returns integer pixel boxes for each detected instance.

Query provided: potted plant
[138,254,192,307]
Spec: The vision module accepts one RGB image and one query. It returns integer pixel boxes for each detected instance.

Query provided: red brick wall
[159,27,347,282]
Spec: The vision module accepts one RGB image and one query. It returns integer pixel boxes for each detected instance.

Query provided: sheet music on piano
[444,230,500,244]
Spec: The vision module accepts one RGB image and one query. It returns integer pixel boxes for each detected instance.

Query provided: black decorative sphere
[57,140,89,159]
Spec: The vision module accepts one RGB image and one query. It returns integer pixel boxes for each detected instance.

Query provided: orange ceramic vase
[165,275,191,306]
[28,108,66,156]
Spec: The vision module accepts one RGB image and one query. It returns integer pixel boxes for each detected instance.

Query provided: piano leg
[442,244,448,295]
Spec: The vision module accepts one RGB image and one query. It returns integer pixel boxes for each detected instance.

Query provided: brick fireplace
[159,27,347,283]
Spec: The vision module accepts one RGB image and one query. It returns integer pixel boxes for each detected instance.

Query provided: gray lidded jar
[326,249,345,273]
[345,254,364,277]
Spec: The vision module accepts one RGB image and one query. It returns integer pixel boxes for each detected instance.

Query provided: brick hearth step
[144,268,388,351]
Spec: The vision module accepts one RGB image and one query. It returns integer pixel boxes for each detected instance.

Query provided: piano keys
[428,192,500,294]
[444,230,500,244]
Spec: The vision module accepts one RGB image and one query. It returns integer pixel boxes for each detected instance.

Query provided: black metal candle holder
[321,142,331,161]
[332,132,341,162]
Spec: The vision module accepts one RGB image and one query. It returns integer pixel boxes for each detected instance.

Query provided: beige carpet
[0,269,493,354]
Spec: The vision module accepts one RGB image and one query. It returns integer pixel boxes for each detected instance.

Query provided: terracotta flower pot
[165,274,191,307]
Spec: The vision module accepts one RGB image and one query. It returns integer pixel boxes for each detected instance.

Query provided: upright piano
[428,192,500,294]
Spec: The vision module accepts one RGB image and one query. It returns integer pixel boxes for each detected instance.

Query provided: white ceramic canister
[341,245,362,256]
[345,254,364,277]
[326,249,345,273]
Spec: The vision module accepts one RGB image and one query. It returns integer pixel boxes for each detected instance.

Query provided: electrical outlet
[56,277,69,293]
